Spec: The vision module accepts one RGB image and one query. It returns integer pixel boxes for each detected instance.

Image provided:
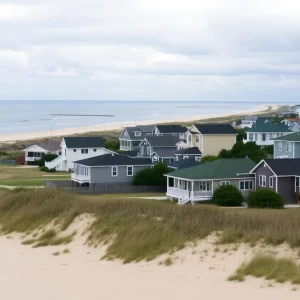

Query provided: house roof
[145,136,179,147]
[38,140,61,151]
[175,147,202,155]
[64,137,105,148]
[167,158,256,180]
[271,132,300,142]
[151,148,178,158]
[194,124,237,135]
[254,159,300,176]
[243,115,258,121]
[155,125,187,134]
[75,153,152,167]
[284,118,300,123]
[122,127,151,140]
[124,150,138,157]
[246,123,292,133]
[168,158,200,170]
[137,125,155,132]
[255,117,268,125]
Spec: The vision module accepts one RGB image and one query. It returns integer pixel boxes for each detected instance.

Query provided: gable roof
[246,122,292,133]
[251,159,300,176]
[175,147,202,155]
[283,118,300,123]
[255,117,269,125]
[271,132,300,142]
[64,137,105,148]
[194,124,237,135]
[151,148,178,158]
[124,150,138,157]
[155,125,187,134]
[145,136,179,147]
[168,158,200,170]
[122,127,151,140]
[167,158,256,180]
[137,125,155,132]
[75,154,152,167]
[38,140,61,151]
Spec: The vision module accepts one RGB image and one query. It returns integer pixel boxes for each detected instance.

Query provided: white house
[23,140,61,165]
[240,116,259,128]
[45,137,113,171]
[291,105,300,116]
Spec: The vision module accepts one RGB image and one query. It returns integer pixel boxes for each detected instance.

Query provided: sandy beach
[1,230,299,300]
[0,104,281,142]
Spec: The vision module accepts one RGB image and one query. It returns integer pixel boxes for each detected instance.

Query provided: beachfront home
[138,136,179,159]
[250,159,300,204]
[152,125,187,139]
[272,132,300,159]
[168,158,200,170]
[71,153,152,185]
[165,158,256,204]
[23,139,61,165]
[119,126,154,152]
[291,105,300,116]
[45,137,113,171]
[281,118,300,127]
[186,124,237,156]
[244,123,292,146]
[240,116,258,128]
[174,147,202,162]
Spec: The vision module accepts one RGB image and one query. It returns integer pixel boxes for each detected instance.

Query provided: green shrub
[201,155,219,163]
[37,154,58,167]
[48,168,56,173]
[212,184,244,207]
[248,188,284,209]
[40,166,49,172]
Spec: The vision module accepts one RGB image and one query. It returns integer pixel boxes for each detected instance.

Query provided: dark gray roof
[38,140,61,151]
[124,150,138,157]
[155,125,187,134]
[123,127,151,140]
[151,148,177,158]
[259,159,300,176]
[194,124,237,135]
[75,154,152,167]
[145,136,180,147]
[137,125,155,132]
[175,147,202,155]
[168,158,200,170]
[64,137,105,148]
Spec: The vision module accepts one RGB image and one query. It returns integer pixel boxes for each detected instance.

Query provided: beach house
[23,139,61,165]
[71,153,152,186]
[244,123,292,146]
[272,132,300,159]
[165,158,256,204]
[119,126,154,152]
[250,159,300,204]
[152,125,187,139]
[45,137,113,171]
[185,124,237,156]
[174,147,202,162]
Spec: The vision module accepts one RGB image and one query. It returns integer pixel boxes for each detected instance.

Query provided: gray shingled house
[72,153,152,185]
[174,147,202,161]
[272,132,300,159]
[250,159,300,204]
[152,125,187,139]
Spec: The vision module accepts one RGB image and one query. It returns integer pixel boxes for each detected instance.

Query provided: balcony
[26,156,42,162]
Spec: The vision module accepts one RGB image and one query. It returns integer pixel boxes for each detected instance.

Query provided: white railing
[26,157,41,162]
[45,155,66,170]
[167,187,189,198]
[193,191,213,198]
[71,173,89,182]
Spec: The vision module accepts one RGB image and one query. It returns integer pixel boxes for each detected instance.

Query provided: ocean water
[0,100,294,135]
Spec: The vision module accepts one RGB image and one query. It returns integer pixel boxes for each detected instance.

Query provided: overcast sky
[1,0,300,101]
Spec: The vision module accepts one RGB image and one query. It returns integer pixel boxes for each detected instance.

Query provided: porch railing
[193,191,213,197]
[167,187,189,198]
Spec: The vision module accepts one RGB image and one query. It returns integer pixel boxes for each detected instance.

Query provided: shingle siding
[278,177,296,204]
[274,141,294,158]
[254,163,276,192]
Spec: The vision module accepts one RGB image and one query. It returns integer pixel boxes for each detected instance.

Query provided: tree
[37,154,58,167]
[212,184,244,207]
[104,140,120,152]
[201,155,219,163]
[236,128,247,142]
[133,163,172,186]
[247,188,284,209]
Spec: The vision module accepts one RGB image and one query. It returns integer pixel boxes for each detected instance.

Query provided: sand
[0,104,281,142]
[1,223,299,300]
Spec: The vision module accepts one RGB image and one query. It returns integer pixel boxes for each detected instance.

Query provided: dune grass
[1,189,300,262]
[229,254,300,284]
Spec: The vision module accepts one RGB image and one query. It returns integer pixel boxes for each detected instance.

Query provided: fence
[45,180,165,195]
[0,159,16,166]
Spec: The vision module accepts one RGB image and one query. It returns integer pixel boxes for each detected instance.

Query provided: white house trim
[249,160,277,176]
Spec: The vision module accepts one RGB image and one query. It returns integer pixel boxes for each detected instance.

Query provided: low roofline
[164,175,255,181]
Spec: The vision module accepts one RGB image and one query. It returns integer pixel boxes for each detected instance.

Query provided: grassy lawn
[0,165,70,187]
[82,193,166,200]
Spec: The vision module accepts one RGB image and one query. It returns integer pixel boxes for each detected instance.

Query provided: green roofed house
[272,132,300,159]
[165,158,256,204]
[244,122,292,146]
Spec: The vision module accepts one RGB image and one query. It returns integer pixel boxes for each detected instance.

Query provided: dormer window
[135,132,141,137]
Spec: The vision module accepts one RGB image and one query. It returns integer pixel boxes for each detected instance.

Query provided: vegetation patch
[248,188,284,209]
[212,185,244,207]
[229,254,300,284]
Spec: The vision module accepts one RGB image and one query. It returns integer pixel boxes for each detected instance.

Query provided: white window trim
[278,142,282,151]
[127,166,133,177]
[135,132,141,137]
[220,181,231,186]
[259,175,266,187]
[111,166,118,177]
[147,147,150,154]
[286,142,292,152]
[269,176,273,188]
[239,180,254,191]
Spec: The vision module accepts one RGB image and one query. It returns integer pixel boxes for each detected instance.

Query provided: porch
[166,177,213,202]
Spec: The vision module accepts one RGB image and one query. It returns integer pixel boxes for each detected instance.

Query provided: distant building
[239,116,268,129]
[272,132,300,159]
[152,125,187,139]
[291,105,300,116]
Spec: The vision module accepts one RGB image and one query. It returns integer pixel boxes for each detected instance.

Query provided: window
[278,142,282,151]
[196,135,200,143]
[81,149,88,154]
[147,147,150,154]
[127,166,133,176]
[220,181,231,186]
[199,181,210,191]
[111,166,118,177]
[93,149,97,152]
[255,133,258,141]
[183,156,189,160]
[286,142,292,152]
[262,134,266,141]
[269,176,273,188]
[135,132,141,137]
[296,177,300,187]
[249,133,253,141]
[259,175,266,187]
[73,149,76,152]
[239,181,254,190]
